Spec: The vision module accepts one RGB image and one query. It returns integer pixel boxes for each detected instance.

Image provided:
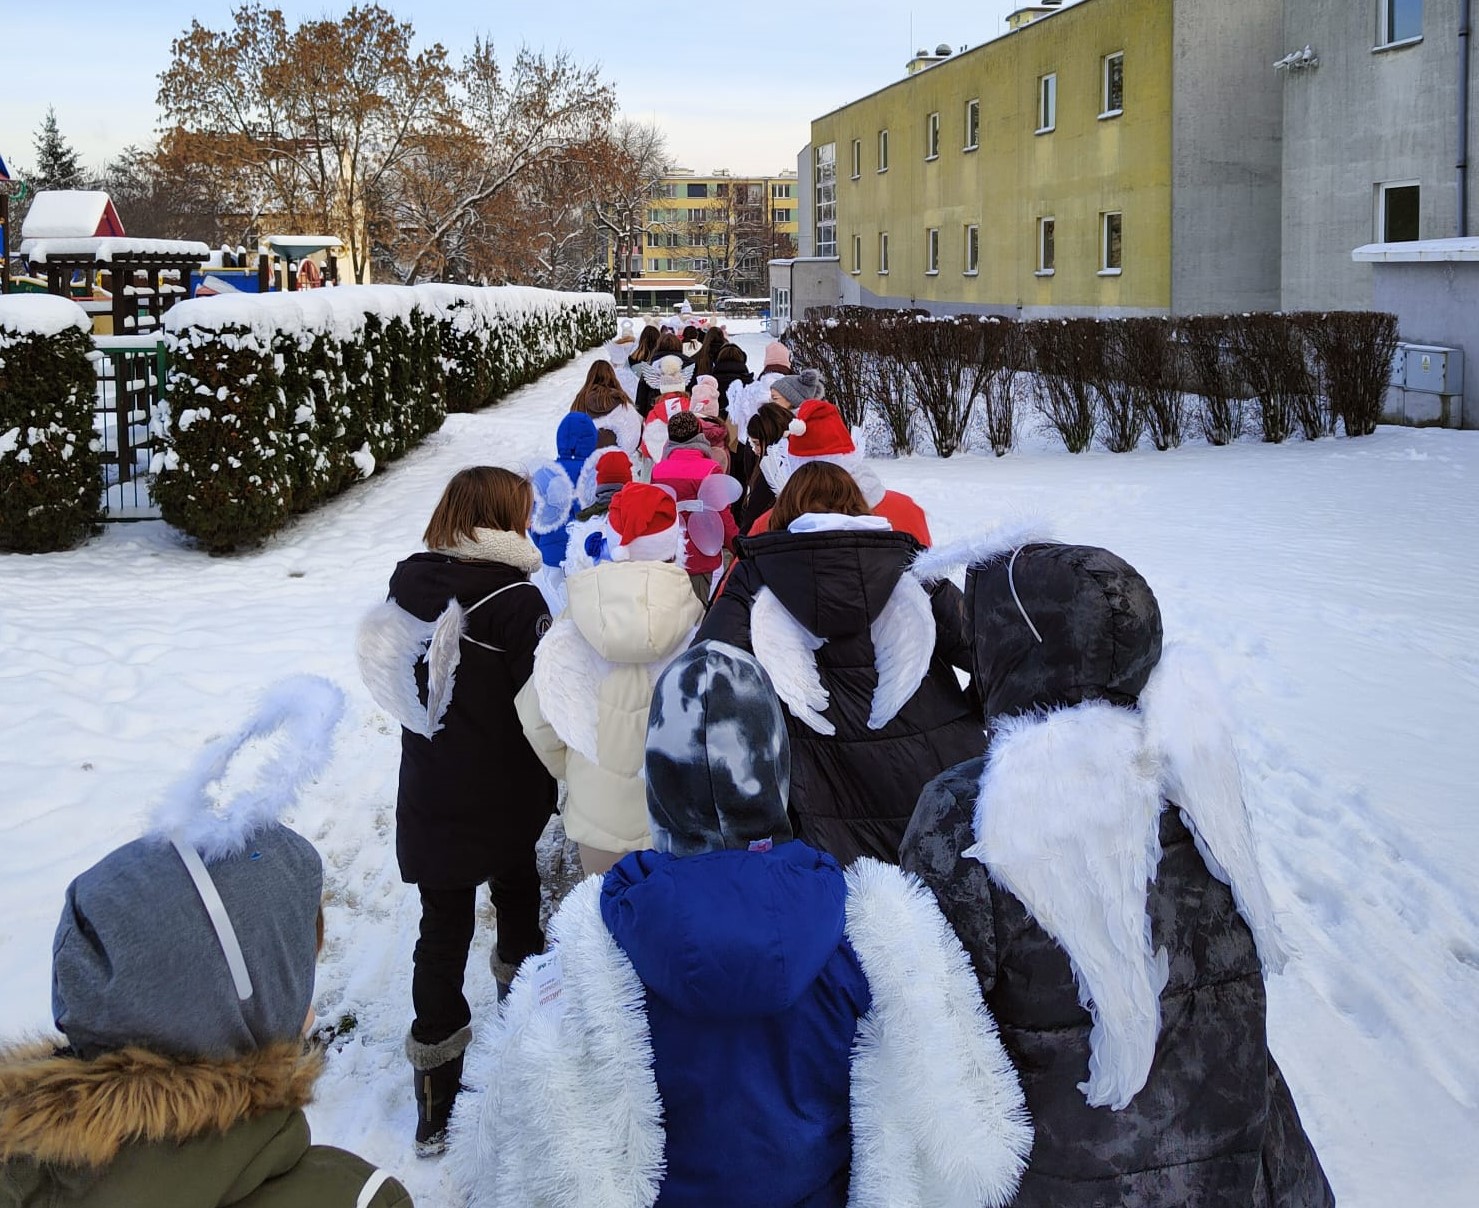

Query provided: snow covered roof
[21,237,212,264]
[262,235,344,255]
[1352,238,1479,263]
[20,190,125,241]
[0,294,92,338]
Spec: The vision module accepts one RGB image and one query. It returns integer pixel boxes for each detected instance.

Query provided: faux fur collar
[0,1040,320,1168]
[436,528,543,573]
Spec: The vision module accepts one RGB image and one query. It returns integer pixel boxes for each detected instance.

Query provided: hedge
[154,285,613,551]
[0,296,103,552]
[785,308,1400,457]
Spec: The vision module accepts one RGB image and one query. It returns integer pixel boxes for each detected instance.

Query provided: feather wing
[867,574,936,729]
[750,587,834,735]
[529,461,575,534]
[531,616,610,765]
[425,599,466,735]
[1140,644,1288,973]
[356,601,437,738]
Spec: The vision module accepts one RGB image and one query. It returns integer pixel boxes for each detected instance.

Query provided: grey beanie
[645,641,793,858]
[772,367,824,408]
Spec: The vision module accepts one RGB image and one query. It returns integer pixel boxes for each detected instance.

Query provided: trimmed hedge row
[785,309,1400,458]
[155,285,613,551]
[0,297,102,553]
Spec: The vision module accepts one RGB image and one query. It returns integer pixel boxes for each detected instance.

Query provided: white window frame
[964,224,980,275]
[1037,73,1057,134]
[814,143,837,259]
[1036,217,1056,276]
[878,129,890,172]
[851,139,862,180]
[852,233,863,275]
[1101,52,1124,119]
[1376,180,1422,242]
[1377,0,1423,49]
[926,112,941,160]
[1099,211,1123,275]
[926,227,940,275]
[879,231,890,275]
[965,98,980,150]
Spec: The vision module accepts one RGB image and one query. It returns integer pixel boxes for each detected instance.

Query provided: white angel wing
[867,573,936,729]
[529,461,575,534]
[750,587,834,735]
[425,599,466,734]
[531,616,611,765]
[1140,644,1289,973]
[356,601,437,738]
[759,437,791,495]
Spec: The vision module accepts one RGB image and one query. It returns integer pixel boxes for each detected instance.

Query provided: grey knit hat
[772,367,825,408]
[645,642,793,858]
[51,676,343,1059]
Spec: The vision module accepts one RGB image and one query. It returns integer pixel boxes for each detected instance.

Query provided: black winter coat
[697,529,985,865]
[900,543,1333,1208]
[710,360,753,415]
[388,553,557,889]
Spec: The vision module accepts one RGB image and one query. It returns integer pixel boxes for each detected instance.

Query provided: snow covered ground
[2,321,1477,1205]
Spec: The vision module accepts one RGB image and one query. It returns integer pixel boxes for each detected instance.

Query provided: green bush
[0,297,103,552]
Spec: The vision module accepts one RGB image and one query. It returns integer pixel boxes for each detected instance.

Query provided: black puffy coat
[697,529,985,865]
[709,357,753,416]
[388,553,557,889]
[900,544,1333,1208]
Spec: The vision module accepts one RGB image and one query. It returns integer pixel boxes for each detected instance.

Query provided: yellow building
[777,0,1284,322]
[619,168,800,309]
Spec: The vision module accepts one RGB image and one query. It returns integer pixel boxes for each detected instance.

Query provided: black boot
[406,1026,472,1157]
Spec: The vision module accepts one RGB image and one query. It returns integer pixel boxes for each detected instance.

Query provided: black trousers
[410,860,544,1046]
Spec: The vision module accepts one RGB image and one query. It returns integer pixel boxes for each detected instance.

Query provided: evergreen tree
[32,107,85,192]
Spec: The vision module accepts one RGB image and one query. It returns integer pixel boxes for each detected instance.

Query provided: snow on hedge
[0,294,92,339]
[153,284,613,550]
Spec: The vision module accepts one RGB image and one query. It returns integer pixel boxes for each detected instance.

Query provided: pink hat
[764,341,792,370]
[690,375,721,418]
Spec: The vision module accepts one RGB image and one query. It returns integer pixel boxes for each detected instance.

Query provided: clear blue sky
[1,0,1046,178]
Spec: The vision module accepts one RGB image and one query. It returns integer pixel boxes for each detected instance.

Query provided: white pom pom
[789,419,808,437]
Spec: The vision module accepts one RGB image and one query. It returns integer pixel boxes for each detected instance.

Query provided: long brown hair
[655,331,683,356]
[769,462,870,532]
[424,466,532,549]
[694,327,728,378]
[632,324,661,363]
[571,360,632,413]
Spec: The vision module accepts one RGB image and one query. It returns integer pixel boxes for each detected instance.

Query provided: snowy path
[3,327,1478,1204]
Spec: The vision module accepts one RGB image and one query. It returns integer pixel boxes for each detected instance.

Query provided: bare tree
[591,120,671,311]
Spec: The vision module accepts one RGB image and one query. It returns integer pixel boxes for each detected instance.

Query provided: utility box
[1402,345,1464,396]
[1383,343,1466,429]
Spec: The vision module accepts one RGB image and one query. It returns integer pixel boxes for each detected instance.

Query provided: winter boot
[406,1025,472,1157]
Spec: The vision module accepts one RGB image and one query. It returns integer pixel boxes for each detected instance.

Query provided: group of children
[0,332,1336,1208]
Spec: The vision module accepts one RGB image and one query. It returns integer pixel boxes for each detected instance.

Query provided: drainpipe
[1462,0,1472,236]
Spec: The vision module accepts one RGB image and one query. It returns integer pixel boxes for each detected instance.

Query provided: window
[879,231,890,274]
[1100,211,1123,273]
[1038,74,1057,133]
[964,224,980,274]
[1037,218,1055,274]
[1380,0,1422,45]
[925,228,940,274]
[771,183,793,199]
[649,183,677,199]
[648,207,665,223]
[687,208,708,223]
[1378,182,1421,241]
[687,183,709,198]
[851,139,862,179]
[852,234,862,274]
[774,208,793,223]
[1102,53,1124,117]
[878,129,890,172]
[772,286,791,324]
[815,143,837,258]
[965,99,980,150]
[926,112,941,159]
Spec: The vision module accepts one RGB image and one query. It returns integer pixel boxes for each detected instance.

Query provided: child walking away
[531,412,600,592]
[573,450,633,521]
[516,483,704,877]
[727,341,795,434]
[355,467,556,1157]
[685,376,732,471]
[0,677,411,1208]
[748,398,932,545]
[639,355,695,462]
[699,463,980,865]
[570,361,642,455]
[736,403,792,535]
[449,642,1032,1208]
[652,411,739,605]
[900,535,1334,1208]
[635,334,683,418]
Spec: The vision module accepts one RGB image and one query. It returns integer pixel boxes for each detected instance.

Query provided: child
[651,411,738,604]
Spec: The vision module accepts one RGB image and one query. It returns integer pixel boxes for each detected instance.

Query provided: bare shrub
[1095,322,1144,453]
[858,314,917,455]
[1229,313,1316,443]
[1125,317,1185,451]
[1028,319,1101,454]
[1180,315,1244,445]
[976,318,1021,456]
[1299,311,1401,437]
[898,317,982,457]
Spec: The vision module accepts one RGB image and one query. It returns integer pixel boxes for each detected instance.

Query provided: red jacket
[747,490,932,547]
[651,447,739,575]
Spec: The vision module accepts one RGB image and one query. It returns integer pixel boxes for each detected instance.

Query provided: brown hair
[423,466,532,549]
[655,332,683,355]
[769,461,870,532]
[571,360,632,413]
[666,410,702,443]
[633,324,661,362]
[746,402,792,452]
[694,327,728,378]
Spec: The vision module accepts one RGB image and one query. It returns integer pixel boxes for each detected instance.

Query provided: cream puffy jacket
[516,560,703,852]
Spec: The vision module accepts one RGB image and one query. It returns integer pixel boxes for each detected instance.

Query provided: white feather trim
[149,675,346,862]
[355,602,438,738]
[594,405,643,455]
[966,704,1169,1111]
[424,599,466,734]
[574,448,606,510]
[563,515,613,576]
[1140,645,1289,973]
[867,575,936,730]
[910,518,1058,584]
[845,859,1032,1208]
[759,438,791,495]
[446,877,664,1208]
[750,587,834,735]
[531,615,611,765]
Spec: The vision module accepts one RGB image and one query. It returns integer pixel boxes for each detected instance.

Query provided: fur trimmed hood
[0,1039,320,1169]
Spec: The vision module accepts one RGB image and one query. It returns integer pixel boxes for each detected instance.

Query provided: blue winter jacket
[534,412,598,568]
[600,842,872,1208]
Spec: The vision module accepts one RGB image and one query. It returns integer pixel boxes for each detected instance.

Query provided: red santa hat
[595,450,633,486]
[608,483,684,564]
[786,400,856,459]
